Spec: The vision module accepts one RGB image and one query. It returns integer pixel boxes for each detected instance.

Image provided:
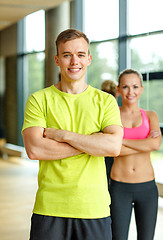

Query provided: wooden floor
[0,156,163,240]
[0,157,38,240]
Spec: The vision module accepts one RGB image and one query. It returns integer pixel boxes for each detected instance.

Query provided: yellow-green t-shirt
[22,85,122,219]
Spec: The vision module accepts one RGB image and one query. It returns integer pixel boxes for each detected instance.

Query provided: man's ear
[55,55,59,66]
[87,55,92,66]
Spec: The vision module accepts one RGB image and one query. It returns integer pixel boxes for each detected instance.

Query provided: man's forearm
[30,138,82,160]
[44,128,104,156]
[44,126,123,157]
[23,127,82,161]
[62,131,119,156]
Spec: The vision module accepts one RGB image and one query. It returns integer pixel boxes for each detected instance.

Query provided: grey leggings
[109,179,158,240]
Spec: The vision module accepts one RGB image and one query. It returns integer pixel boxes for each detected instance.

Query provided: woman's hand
[148,129,161,138]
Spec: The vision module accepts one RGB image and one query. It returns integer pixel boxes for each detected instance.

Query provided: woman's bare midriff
[110,152,155,183]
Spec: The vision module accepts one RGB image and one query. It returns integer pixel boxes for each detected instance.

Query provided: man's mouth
[68,68,81,73]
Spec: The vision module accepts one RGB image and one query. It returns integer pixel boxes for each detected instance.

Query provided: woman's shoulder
[143,109,159,121]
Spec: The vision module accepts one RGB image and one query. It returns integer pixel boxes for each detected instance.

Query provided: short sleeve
[101,95,122,130]
[22,94,47,132]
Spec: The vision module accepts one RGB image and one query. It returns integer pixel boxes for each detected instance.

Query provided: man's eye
[79,54,85,57]
[64,54,71,57]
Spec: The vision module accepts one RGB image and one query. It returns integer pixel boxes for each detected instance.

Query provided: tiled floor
[0,156,162,240]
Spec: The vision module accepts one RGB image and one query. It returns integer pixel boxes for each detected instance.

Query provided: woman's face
[118,73,144,105]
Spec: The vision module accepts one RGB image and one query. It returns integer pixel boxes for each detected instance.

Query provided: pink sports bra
[123,109,150,139]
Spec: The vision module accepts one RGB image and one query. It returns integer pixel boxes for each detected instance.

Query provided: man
[22,29,123,240]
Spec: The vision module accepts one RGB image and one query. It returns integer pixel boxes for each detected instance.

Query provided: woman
[110,69,162,240]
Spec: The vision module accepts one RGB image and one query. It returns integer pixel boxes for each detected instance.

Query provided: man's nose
[70,55,78,65]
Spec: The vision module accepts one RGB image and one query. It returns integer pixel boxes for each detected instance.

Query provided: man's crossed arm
[22,125,123,161]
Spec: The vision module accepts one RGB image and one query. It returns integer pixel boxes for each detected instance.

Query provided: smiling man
[22,29,123,240]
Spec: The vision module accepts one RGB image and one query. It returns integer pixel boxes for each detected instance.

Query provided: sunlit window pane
[84,0,119,41]
[24,53,45,98]
[87,41,118,89]
[128,0,163,35]
[25,10,45,52]
[139,80,163,124]
[129,34,163,73]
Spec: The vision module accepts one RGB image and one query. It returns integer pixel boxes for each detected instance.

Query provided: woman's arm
[22,127,82,160]
[119,145,140,156]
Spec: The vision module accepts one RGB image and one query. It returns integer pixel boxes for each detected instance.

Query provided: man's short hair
[56,29,90,55]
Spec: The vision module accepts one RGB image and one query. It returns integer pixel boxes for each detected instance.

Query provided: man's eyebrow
[78,51,87,54]
[61,51,71,55]
[61,51,87,55]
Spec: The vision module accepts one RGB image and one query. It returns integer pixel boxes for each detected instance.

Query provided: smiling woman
[118,70,143,107]
[109,68,162,240]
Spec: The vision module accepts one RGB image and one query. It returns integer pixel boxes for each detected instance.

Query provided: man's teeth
[69,68,80,72]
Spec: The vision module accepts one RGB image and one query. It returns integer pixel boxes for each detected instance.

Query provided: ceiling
[0,0,67,31]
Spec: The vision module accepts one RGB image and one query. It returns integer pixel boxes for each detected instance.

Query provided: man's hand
[43,128,69,142]
[22,127,82,160]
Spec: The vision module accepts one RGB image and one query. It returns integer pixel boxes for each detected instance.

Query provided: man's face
[55,38,92,83]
